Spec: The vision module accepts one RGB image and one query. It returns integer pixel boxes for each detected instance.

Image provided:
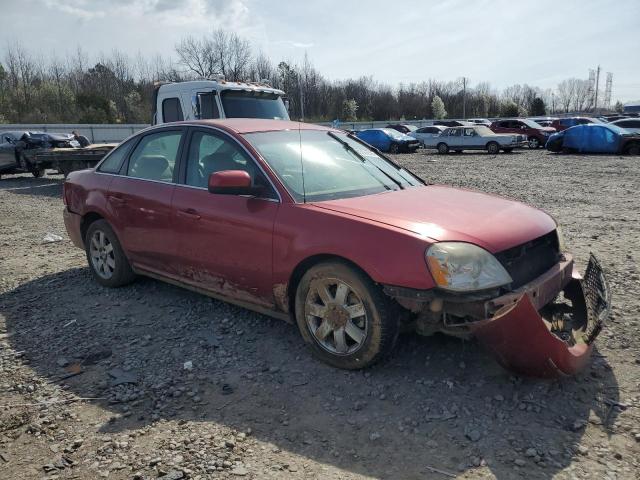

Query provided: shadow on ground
[2,267,620,479]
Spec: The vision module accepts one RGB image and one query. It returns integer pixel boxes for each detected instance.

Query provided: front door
[106,128,185,274]
[171,128,279,307]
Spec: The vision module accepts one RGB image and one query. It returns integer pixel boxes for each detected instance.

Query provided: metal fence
[0,124,149,143]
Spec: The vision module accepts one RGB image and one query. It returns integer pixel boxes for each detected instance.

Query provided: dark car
[545,123,640,154]
[0,131,80,177]
[355,128,420,153]
[62,119,609,376]
[432,120,473,127]
[385,124,418,134]
[490,119,556,149]
[550,117,602,132]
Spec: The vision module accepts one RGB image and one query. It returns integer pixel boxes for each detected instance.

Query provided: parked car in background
[432,120,473,127]
[545,123,640,154]
[408,125,446,146]
[423,125,527,154]
[386,124,418,134]
[468,118,492,126]
[611,118,640,133]
[0,131,81,177]
[63,118,609,377]
[355,128,420,153]
[490,119,555,148]
[529,117,558,127]
[601,115,627,123]
[550,117,602,132]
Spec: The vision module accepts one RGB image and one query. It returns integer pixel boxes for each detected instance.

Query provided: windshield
[382,128,407,140]
[221,91,289,120]
[521,119,544,128]
[474,126,494,136]
[244,129,423,202]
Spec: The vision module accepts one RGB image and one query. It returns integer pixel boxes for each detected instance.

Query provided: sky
[1,0,639,102]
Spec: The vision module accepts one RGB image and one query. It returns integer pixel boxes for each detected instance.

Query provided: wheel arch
[80,211,105,245]
[284,253,376,317]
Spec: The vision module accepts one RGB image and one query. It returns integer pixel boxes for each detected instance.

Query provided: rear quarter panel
[64,169,112,223]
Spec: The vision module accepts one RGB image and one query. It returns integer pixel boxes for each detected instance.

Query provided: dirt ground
[0,148,639,480]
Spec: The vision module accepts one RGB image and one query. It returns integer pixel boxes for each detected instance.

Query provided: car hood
[312,185,556,253]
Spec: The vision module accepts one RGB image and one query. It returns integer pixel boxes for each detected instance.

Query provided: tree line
[0,30,621,125]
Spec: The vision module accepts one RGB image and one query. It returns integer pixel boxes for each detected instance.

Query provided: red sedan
[63,119,610,377]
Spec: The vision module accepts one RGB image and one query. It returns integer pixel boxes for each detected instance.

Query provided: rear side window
[127,131,182,182]
[98,138,135,173]
[162,97,184,123]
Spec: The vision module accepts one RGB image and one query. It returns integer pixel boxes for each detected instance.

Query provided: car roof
[166,119,334,135]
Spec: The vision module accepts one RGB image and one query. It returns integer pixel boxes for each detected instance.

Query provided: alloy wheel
[305,278,368,355]
[89,230,116,280]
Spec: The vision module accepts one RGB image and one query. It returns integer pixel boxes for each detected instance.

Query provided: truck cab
[152,79,289,125]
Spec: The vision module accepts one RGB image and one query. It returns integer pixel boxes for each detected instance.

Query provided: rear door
[447,128,463,147]
[170,127,280,306]
[106,127,185,274]
[0,134,17,171]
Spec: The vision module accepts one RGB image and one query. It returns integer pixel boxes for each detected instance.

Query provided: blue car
[545,123,640,155]
[355,128,420,153]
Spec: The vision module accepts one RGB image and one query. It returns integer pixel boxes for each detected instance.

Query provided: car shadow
[0,173,63,199]
[2,268,620,479]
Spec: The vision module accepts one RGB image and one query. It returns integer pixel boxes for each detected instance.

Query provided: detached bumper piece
[470,255,610,378]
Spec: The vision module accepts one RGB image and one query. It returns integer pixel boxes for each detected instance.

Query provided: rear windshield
[221,91,289,120]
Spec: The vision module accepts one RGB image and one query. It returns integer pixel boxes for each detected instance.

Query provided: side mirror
[208,170,253,195]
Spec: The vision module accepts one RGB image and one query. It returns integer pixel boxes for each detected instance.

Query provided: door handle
[108,195,126,206]
[177,208,201,220]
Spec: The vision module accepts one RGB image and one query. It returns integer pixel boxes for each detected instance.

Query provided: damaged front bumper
[386,254,611,377]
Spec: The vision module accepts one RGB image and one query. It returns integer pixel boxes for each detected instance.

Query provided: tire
[528,137,541,149]
[437,143,449,154]
[31,168,43,178]
[486,142,500,154]
[503,148,513,153]
[388,143,399,154]
[625,143,640,155]
[85,219,136,288]
[294,261,400,370]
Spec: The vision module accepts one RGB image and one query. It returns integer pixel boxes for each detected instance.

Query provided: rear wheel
[437,143,449,154]
[388,143,399,154]
[294,261,400,369]
[528,137,541,149]
[625,142,640,155]
[486,142,500,154]
[85,220,136,288]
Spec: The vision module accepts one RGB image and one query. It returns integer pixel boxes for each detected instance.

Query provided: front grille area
[495,230,561,289]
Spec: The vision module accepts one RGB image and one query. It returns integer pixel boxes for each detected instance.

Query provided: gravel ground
[0,148,639,480]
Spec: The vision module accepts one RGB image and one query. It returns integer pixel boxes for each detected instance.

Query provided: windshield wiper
[327,131,404,190]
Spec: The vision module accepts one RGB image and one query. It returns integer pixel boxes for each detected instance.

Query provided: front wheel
[85,220,136,288]
[486,142,500,154]
[388,143,399,154]
[294,261,400,369]
[437,143,449,154]
[528,137,541,149]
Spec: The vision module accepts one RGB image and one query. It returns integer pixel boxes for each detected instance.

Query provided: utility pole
[462,77,468,119]
[593,65,601,113]
[299,75,305,121]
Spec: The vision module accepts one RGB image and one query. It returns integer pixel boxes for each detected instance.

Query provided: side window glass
[98,138,135,173]
[127,131,182,182]
[185,131,277,199]
[464,128,475,136]
[162,97,184,123]
[197,93,219,119]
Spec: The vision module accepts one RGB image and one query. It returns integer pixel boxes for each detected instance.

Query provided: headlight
[426,242,512,292]
[556,226,565,252]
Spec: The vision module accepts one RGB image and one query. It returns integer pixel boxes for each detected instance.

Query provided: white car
[468,118,492,126]
[611,118,640,134]
[423,126,528,154]
[408,125,447,146]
